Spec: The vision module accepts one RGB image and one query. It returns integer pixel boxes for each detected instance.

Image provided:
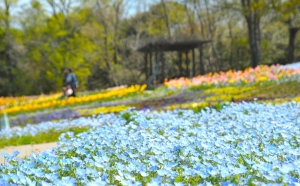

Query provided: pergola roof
[135,38,211,52]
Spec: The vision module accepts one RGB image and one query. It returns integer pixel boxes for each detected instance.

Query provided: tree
[277,0,300,63]
[240,0,265,67]
[0,0,22,96]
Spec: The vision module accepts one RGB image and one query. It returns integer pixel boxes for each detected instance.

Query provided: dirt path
[0,142,57,164]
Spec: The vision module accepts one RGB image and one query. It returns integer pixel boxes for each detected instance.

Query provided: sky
[0,0,159,29]
[0,0,154,28]
[5,0,154,17]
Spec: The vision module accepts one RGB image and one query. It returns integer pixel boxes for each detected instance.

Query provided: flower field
[1,103,300,185]
[1,64,300,185]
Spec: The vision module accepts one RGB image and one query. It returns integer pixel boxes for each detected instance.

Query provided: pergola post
[185,50,189,77]
[149,52,153,76]
[192,49,196,77]
[144,52,148,81]
[161,52,165,83]
[199,45,205,75]
[178,51,183,77]
[154,51,158,85]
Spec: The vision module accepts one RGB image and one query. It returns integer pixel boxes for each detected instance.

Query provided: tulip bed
[1,102,300,185]
[164,65,300,89]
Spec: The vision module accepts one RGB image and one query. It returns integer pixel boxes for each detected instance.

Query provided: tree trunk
[178,51,183,77]
[228,22,234,70]
[287,27,299,64]
[161,52,165,83]
[192,49,195,77]
[241,0,262,68]
[144,53,148,81]
[204,0,220,68]
[113,2,121,65]
[199,46,205,75]
[185,51,189,77]
[195,1,206,39]
[4,0,16,96]
[184,0,194,35]
[160,0,171,38]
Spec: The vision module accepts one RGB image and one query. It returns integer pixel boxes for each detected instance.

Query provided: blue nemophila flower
[32,168,45,178]
[289,177,299,184]
[1,102,300,185]
[1,153,9,159]
[12,151,20,157]
[149,166,157,172]
[20,176,36,186]
[173,145,181,151]
[120,179,142,186]
[174,182,184,186]
[86,168,98,177]
[75,168,86,178]
[86,178,106,186]
[197,181,213,186]
[39,181,52,186]
[45,173,59,182]
[0,178,9,186]
[149,176,162,186]
[206,166,219,176]
[279,163,295,174]
[8,174,18,183]
[57,177,77,186]
[157,169,170,176]
[219,181,236,186]
[218,165,230,178]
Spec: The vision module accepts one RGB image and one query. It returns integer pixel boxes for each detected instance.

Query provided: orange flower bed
[164,65,300,89]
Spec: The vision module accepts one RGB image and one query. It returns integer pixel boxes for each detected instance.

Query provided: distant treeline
[0,0,299,96]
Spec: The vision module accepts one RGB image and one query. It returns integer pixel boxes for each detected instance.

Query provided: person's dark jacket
[66,73,78,89]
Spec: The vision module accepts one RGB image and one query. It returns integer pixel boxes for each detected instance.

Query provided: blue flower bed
[1,102,300,185]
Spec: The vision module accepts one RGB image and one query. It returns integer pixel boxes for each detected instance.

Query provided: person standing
[64,68,78,97]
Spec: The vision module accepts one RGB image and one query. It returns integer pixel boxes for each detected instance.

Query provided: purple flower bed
[9,109,80,127]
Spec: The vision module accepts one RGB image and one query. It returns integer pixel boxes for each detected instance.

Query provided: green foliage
[0,127,90,148]
[189,85,214,91]
[121,112,134,125]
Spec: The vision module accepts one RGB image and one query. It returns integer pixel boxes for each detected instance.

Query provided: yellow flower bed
[78,105,131,116]
[204,95,232,102]
[204,86,256,95]
[164,101,209,110]
[292,96,300,102]
[0,84,147,115]
[0,93,61,107]
[203,86,256,102]
[264,98,289,105]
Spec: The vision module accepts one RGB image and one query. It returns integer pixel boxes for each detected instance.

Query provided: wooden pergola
[135,38,211,85]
